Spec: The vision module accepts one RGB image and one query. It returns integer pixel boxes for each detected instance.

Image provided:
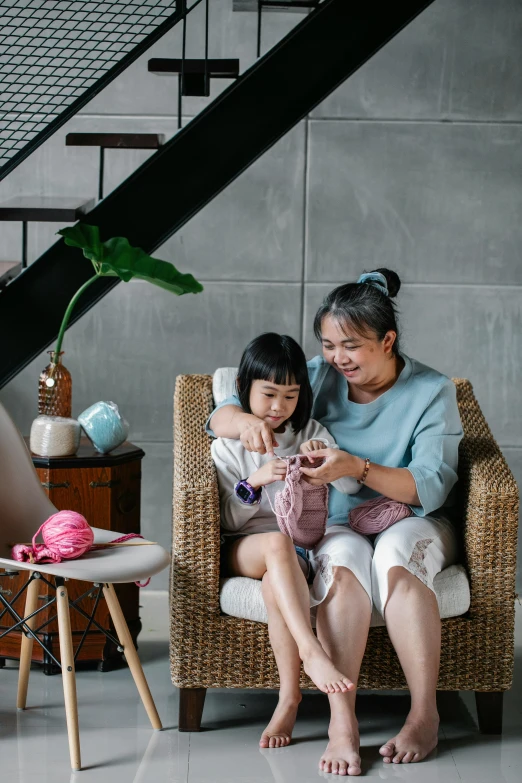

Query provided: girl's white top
[211,419,361,536]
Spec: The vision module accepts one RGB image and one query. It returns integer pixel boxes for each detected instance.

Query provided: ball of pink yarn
[34,510,94,560]
[350,496,412,535]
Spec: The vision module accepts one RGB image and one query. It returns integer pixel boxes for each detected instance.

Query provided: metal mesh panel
[0,0,178,171]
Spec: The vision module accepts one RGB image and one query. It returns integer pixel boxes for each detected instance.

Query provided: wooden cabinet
[0,440,145,673]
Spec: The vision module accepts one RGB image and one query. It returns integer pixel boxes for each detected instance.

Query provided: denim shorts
[220,534,314,584]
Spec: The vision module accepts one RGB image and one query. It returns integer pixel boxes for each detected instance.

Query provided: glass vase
[38,351,72,417]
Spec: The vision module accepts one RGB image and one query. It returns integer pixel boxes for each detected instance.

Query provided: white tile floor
[1,593,521,781]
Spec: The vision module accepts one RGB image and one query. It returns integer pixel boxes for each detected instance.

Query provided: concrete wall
[1,0,521,590]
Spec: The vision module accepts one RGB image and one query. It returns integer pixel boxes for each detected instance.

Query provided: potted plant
[39,224,203,416]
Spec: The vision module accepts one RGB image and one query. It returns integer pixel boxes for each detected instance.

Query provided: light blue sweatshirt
[206,354,464,524]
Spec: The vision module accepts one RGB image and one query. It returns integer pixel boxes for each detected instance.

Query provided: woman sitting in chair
[207,268,463,776]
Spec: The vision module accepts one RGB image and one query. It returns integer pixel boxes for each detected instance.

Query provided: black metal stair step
[149,58,240,97]
[65,133,165,149]
[0,197,95,223]
[0,261,22,290]
[260,1,320,7]
[235,0,319,9]
[148,58,240,78]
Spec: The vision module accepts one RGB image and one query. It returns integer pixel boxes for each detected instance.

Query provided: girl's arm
[210,404,279,457]
[211,439,262,531]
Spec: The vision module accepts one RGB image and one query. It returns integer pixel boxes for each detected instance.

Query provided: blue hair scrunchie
[356,271,389,297]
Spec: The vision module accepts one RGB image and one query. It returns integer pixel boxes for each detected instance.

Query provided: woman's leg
[372,516,458,764]
[227,532,354,693]
[310,526,374,777]
[259,572,302,748]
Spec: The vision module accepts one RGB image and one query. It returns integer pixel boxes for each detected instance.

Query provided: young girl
[211,333,361,749]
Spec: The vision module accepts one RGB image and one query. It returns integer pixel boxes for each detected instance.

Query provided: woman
[207,269,463,776]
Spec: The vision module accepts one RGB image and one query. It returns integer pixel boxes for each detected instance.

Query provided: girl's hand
[300,439,326,455]
[299,449,364,486]
[248,459,287,489]
[240,418,279,457]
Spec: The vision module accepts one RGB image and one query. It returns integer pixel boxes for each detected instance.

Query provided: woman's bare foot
[320,725,361,776]
[379,711,439,764]
[259,695,301,749]
[301,643,354,694]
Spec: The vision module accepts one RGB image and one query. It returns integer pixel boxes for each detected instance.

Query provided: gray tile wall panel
[306,120,522,286]
[1,281,302,441]
[163,123,305,281]
[312,0,522,121]
[303,284,522,447]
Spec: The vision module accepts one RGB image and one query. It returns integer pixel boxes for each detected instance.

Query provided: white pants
[309,515,459,618]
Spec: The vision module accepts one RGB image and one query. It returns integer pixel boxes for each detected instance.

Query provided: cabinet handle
[42,481,70,489]
[0,587,12,596]
[90,480,121,488]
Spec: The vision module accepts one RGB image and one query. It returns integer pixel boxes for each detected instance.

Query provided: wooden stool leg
[179,687,206,731]
[17,576,40,710]
[103,583,162,730]
[56,581,81,771]
[475,691,503,734]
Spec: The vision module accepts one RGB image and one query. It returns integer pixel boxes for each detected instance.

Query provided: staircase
[0,0,435,389]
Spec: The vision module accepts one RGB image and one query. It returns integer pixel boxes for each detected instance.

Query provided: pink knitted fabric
[349,495,412,535]
[268,455,328,549]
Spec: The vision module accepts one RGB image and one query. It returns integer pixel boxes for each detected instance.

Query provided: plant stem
[53,273,100,362]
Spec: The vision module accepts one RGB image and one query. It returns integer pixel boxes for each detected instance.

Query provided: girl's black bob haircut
[236,333,313,434]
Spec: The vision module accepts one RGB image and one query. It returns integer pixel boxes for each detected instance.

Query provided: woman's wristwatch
[234,479,262,505]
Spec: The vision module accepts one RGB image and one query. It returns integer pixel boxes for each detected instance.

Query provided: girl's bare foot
[320,727,361,776]
[379,711,439,763]
[301,643,354,694]
[259,695,301,749]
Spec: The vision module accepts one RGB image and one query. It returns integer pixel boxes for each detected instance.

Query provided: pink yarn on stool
[12,510,94,564]
[11,514,152,587]
[349,495,412,535]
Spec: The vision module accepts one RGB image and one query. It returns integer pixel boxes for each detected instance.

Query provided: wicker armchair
[170,374,519,734]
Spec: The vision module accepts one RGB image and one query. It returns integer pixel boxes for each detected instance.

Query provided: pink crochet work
[268,454,328,549]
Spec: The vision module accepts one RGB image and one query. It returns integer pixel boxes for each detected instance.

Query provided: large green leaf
[58,224,103,265]
[58,225,203,295]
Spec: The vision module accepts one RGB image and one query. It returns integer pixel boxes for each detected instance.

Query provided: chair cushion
[213,367,238,404]
[220,564,471,627]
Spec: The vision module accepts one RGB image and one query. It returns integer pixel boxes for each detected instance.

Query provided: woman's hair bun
[373,268,401,298]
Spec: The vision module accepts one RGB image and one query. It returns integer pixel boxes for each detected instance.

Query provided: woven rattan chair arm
[173,374,221,615]
[453,379,519,612]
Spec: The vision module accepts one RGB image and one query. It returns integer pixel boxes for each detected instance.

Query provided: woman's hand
[300,439,326,455]
[240,417,279,457]
[299,448,364,486]
[248,459,287,490]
